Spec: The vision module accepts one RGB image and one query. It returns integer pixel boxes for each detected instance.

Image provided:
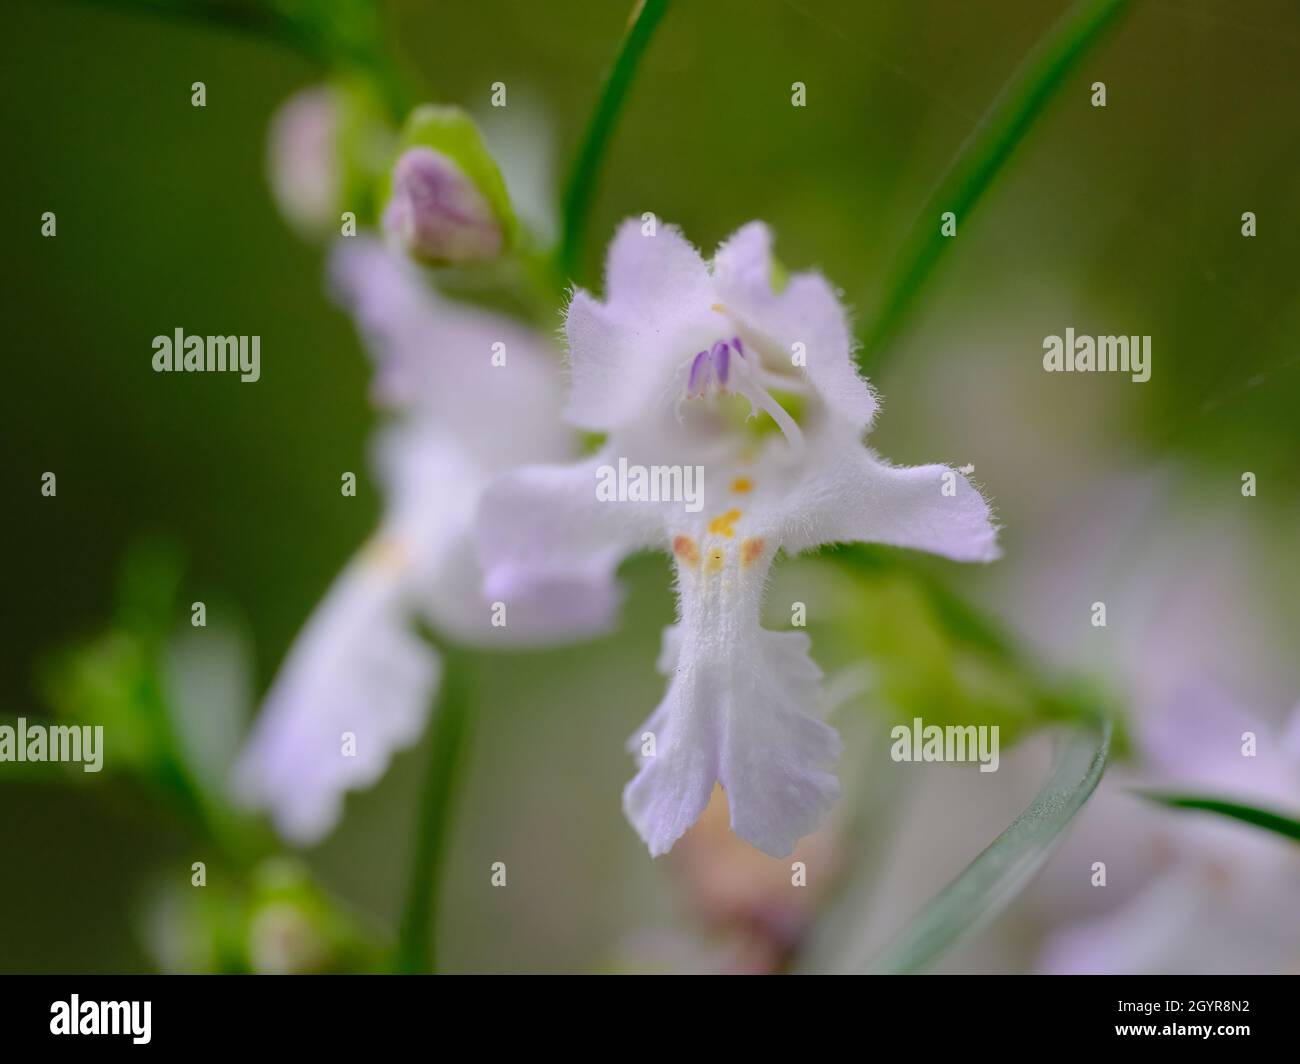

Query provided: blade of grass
[393,652,475,974]
[858,0,1132,372]
[1136,792,1300,844]
[558,0,671,284]
[865,718,1111,973]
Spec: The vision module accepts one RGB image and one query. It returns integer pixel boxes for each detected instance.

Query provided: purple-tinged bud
[382,146,504,264]
[266,87,341,237]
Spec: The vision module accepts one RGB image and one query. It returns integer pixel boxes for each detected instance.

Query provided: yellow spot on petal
[363,536,408,573]
[710,302,729,315]
[706,546,725,573]
[706,508,742,538]
[731,476,753,494]
[741,537,765,567]
[672,535,700,568]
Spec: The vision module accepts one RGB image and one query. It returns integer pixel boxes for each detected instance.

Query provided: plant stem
[558,0,671,285]
[1136,793,1300,844]
[858,0,1132,372]
[393,651,475,974]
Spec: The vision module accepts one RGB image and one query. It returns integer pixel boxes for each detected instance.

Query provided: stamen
[705,546,725,573]
[677,335,803,454]
[688,350,708,396]
[740,537,765,567]
[712,340,730,388]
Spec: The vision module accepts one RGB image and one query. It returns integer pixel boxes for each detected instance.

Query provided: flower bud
[266,87,341,237]
[382,146,505,263]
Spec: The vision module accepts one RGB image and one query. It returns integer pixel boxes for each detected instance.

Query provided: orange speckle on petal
[673,535,700,567]
[741,537,765,567]
[364,536,408,573]
[706,508,742,538]
[731,476,753,494]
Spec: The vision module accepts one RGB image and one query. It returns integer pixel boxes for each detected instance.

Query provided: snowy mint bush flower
[479,220,999,858]
[1040,691,1300,974]
[233,238,619,843]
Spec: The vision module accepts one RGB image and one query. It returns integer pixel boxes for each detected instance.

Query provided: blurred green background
[2,0,1298,972]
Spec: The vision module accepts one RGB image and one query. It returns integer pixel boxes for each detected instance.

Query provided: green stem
[558,0,671,285]
[393,652,475,974]
[1136,792,1300,844]
[858,0,1132,372]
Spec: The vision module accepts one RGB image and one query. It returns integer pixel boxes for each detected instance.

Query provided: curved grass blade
[858,0,1131,371]
[1136,792,1300,844]
[865,718,1111,973]
[558,0,671,284]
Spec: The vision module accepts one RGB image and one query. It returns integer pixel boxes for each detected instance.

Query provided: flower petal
[563,221,712,432]
[563,288,668,432]
[604,218,709,317]
[1038,866,1216,974]
[231,554,439,843]
[779,436,999,562]
[1140,684,1300,811]
[330,238,571,468]
[477,456,657,629]
[713,222,877,431]
[623,625,841,859]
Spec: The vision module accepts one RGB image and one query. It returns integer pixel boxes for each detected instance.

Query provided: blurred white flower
[232,239,619,843]
[1039,691,1300,974]
[266,87,343,238]
[982,475,1300,974]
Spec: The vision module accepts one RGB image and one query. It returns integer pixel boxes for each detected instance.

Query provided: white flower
[1040,691,1300,974]
[479,220,998,858]
[232,238,619,843]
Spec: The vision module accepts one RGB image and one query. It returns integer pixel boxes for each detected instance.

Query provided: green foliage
[1137,792,1300,844]
[867,719,1111,973]
[816,544,1119,749]
[858,0,1133,371]
[558,0,671,283]
[333,75,398,230]
[393,649,475,974]
[149,857,384,974]
[40,542,189,785]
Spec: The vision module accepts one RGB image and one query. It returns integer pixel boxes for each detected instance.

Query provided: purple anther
[689,350,709,395]
[712,340,731,386]
[731,336,745,358]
